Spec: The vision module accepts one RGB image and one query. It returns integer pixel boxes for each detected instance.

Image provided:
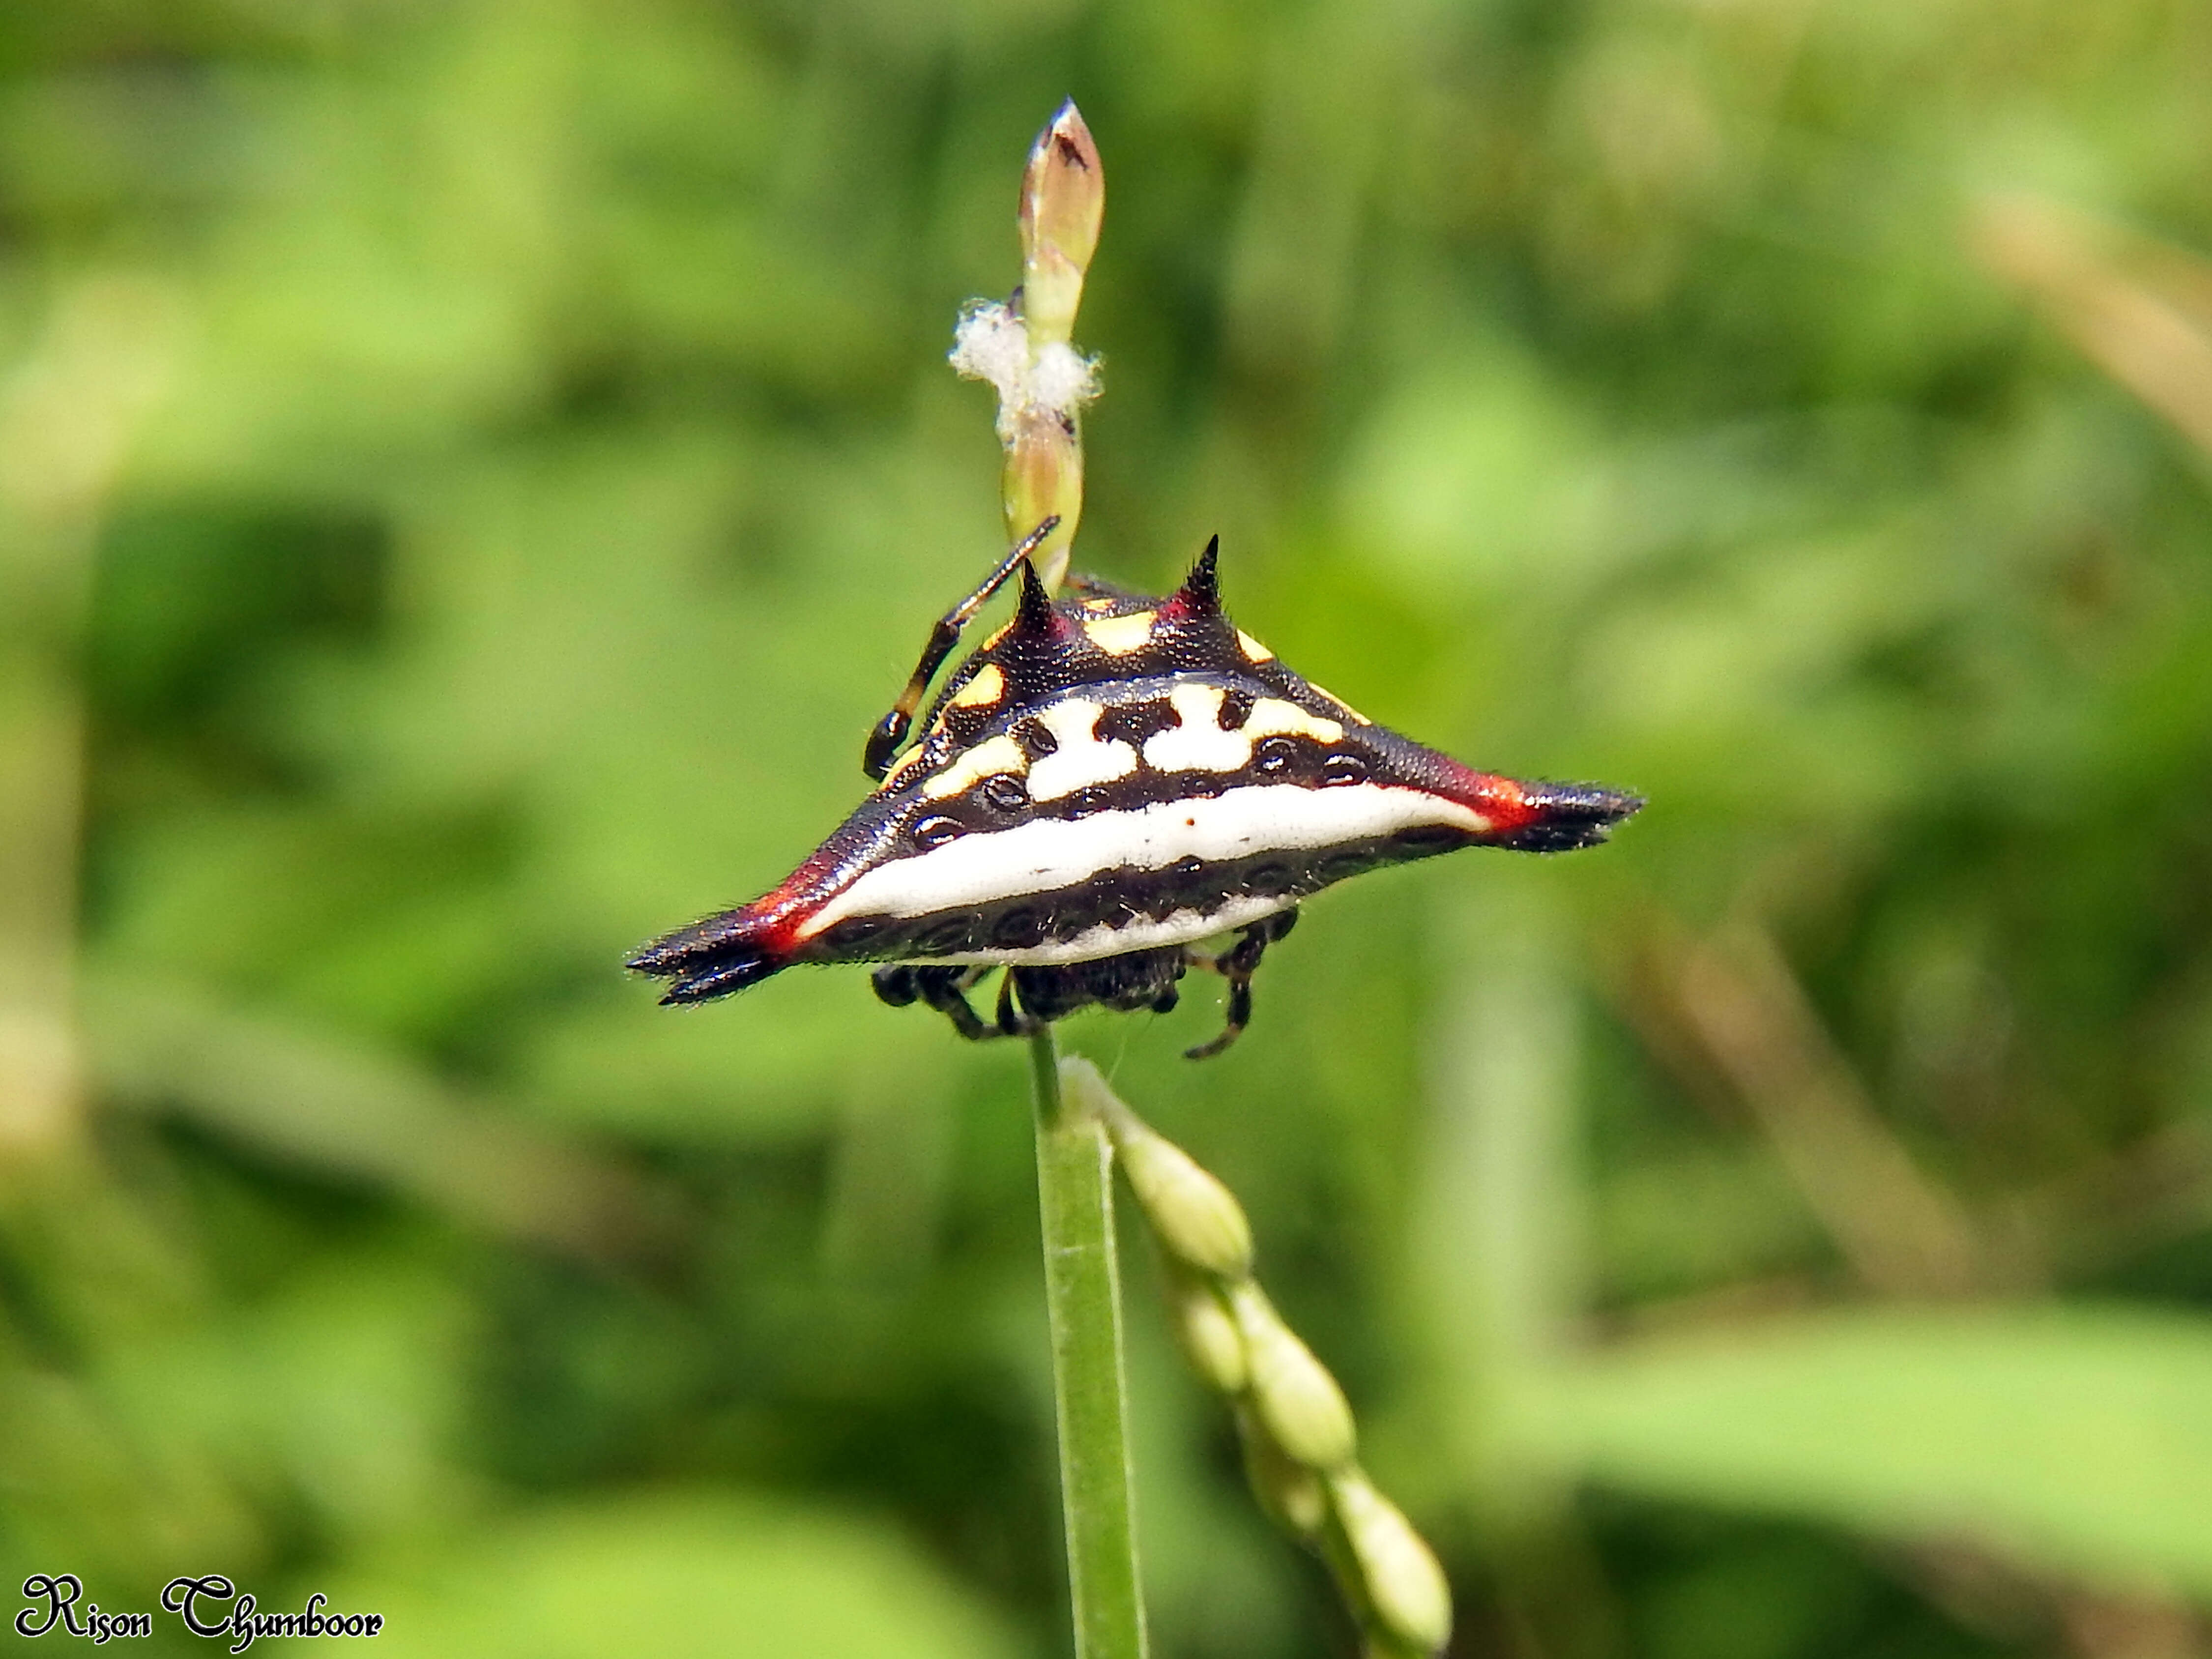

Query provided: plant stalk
[1027,1025,1149,1659]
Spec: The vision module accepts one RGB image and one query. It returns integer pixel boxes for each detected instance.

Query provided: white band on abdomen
[797,782,1488,943]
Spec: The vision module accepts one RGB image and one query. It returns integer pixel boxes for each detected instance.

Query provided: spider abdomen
[630,539,1640,1023]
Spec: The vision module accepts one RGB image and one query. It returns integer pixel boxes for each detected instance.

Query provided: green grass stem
[1027,1026,1149,1659]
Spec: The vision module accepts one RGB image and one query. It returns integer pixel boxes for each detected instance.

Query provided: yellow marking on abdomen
[921,734,1029,800]
[879,746,931,793]
[1236,629,1275,663]
[950,664,1005,708]
[1084,611,1157,655]
[1304,682,1371,725]
[1244,698,1344,744]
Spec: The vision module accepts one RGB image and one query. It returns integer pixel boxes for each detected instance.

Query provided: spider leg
[1184,973,1253,1062]
[872,964,1000,1042]
[862,516,1061,779]
[1181,906,1298,1060]
[996,967,1048,1038]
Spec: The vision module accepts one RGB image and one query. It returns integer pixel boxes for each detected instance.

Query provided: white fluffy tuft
[950,298,1100,435]
[1030,341,1100,411]
[949,301,1030,402]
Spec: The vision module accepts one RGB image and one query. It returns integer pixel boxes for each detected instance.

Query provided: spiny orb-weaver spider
[630,520,1642,1057]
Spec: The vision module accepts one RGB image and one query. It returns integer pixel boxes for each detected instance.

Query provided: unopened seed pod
[1081,1075,1254,1279]
[1235,1401,1327,1538]
[1165,1263,1248,1393]
[1330,1471,1453,1655]
[1229,1283,1356,1471]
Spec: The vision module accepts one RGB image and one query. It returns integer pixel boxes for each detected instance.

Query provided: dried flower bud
[1329,1472,1453,1655]
[1005,408,1082,594]
[1075,1066,1253,1279]
[952,101,1103,586]
[1019,100,1103,348]
[1229,1282,1356,1471]
[1236,1402,1328,1538]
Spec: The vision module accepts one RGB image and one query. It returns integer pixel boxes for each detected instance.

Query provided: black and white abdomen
[627,532,1640,1040]
[789,674,1507,968]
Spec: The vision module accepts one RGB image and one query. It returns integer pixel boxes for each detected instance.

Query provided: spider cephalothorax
[630,523,1642,1056]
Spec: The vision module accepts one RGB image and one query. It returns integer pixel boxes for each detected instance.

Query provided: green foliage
[3,0,2212,1655]
[1526,1308,2212,1597]
[349,1493,1021,1659]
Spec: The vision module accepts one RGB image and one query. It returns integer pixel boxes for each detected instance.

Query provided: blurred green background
[4,1,2212,1655]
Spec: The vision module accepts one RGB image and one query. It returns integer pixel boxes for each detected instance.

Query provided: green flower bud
[1329,1472,1453,1655]
[1229,1283,1355,1471]
[1165,1263,1247,1393]
[1235,1402,1327,1538]
[1072,1062,1253,1278]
